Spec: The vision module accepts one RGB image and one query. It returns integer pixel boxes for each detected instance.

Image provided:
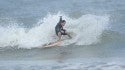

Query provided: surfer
[55,16,71,41]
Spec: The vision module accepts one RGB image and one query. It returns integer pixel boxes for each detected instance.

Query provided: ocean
[0,0,125,70]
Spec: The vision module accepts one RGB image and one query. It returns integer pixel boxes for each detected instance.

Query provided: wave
[0,12,110,49]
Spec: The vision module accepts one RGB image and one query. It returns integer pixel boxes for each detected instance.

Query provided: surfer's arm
[58,16,62,24]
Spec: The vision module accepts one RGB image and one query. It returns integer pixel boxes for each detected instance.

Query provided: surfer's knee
[58,32,62,38]
[58,32,61,36]
[57,32,61,41]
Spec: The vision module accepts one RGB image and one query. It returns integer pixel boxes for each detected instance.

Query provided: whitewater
[0,0,125,70]
[0,13,109,48]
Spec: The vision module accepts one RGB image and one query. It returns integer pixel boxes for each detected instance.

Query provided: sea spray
[0,13,110,48]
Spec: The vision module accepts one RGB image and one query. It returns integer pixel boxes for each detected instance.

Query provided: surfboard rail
[42,41,62,48]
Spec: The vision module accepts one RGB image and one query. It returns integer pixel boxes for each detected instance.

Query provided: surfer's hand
[61,30,64,33]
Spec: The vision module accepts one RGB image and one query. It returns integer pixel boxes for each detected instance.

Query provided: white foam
[0,12,110,48]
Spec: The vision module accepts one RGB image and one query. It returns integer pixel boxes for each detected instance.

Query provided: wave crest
[0,13,110,48]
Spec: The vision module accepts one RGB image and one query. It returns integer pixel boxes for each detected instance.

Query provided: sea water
[0,0,125,70]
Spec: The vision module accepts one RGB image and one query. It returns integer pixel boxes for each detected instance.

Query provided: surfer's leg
[67,33,72,38]
[58,32,62,41]
[62,30,72,39]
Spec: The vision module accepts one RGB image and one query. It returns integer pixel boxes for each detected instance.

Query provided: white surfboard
[40,32,73,48]
[42,41,62,48]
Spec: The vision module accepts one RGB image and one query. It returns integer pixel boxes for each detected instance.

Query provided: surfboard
[40,32,73,48]
[42,41,62,48]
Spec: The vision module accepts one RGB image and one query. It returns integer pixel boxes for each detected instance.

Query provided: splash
[0,13,110,48]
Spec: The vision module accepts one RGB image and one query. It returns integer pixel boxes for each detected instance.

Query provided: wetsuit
[55,17,67,36]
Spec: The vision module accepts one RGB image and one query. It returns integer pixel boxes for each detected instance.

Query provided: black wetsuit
[55,17,67,36]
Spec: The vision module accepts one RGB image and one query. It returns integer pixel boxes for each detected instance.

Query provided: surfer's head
[61,20,66,26]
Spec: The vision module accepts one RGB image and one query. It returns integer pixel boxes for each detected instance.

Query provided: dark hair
[61,20,66,23]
